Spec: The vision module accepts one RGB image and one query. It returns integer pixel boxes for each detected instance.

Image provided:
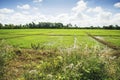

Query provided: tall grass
[0,40,16,80]
[0,41,120,80]
[23,44,120,80]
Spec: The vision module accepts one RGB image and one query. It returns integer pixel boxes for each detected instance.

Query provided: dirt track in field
[86,32,120,50]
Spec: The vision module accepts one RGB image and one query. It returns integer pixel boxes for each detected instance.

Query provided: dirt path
[86,32,120,50]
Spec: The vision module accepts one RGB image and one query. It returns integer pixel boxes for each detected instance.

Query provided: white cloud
[0,0,120,26]
[0,8,14,13]
[21,11,30,14]
[85,6,113,26]
[110,13,120,25]
[72,0,87,13]
[114,2,120,8]
[70,0,118,27]
[55,13,70,24]
[33,7,39,10]
[87,7,103,13]
[33,0,42,3]
[17,4,30,10]
[0,14,5,21]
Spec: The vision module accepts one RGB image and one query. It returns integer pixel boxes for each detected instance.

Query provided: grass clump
[31,43,45,50]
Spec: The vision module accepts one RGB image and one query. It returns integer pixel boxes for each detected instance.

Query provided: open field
[0,29,120,48]
[0,29,120,80]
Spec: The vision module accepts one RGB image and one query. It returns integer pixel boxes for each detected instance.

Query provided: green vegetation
[0,29,120,80]
[0,29,120,48]
[0,22,120,29]
[103,36,120,47]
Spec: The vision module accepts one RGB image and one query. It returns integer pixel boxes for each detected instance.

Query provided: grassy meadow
[0,29,120,80]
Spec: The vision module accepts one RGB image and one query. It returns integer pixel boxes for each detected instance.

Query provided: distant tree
[109,25,114,29]
[29,23,33,28]
[90,26,94,29]
[74,24,78,28]
[67,23,72,28]
[103,26,108,29]
[0,22,119,29]
[4,24,9,29]
[0,23,3,29]
[115,25,120,29]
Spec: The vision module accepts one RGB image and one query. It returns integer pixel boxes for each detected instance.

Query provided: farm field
[0,29,120,48]
[0,29,120,80]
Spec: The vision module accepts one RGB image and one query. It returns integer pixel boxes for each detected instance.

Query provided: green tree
[0,23,3,29]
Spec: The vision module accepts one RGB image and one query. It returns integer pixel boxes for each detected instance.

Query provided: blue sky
[0,0,120,26]
[87,0,120,12]
[0,0,119,13]
[0,0,78,15]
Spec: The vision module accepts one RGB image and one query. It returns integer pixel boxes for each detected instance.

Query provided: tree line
[0,22,120,29]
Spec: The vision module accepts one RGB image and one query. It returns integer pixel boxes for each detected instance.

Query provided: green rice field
[0,29,120,48]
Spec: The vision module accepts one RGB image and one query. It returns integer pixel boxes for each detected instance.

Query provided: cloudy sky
[0,0,120,26]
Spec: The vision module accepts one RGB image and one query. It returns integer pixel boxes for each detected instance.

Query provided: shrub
[31,43,45,50]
